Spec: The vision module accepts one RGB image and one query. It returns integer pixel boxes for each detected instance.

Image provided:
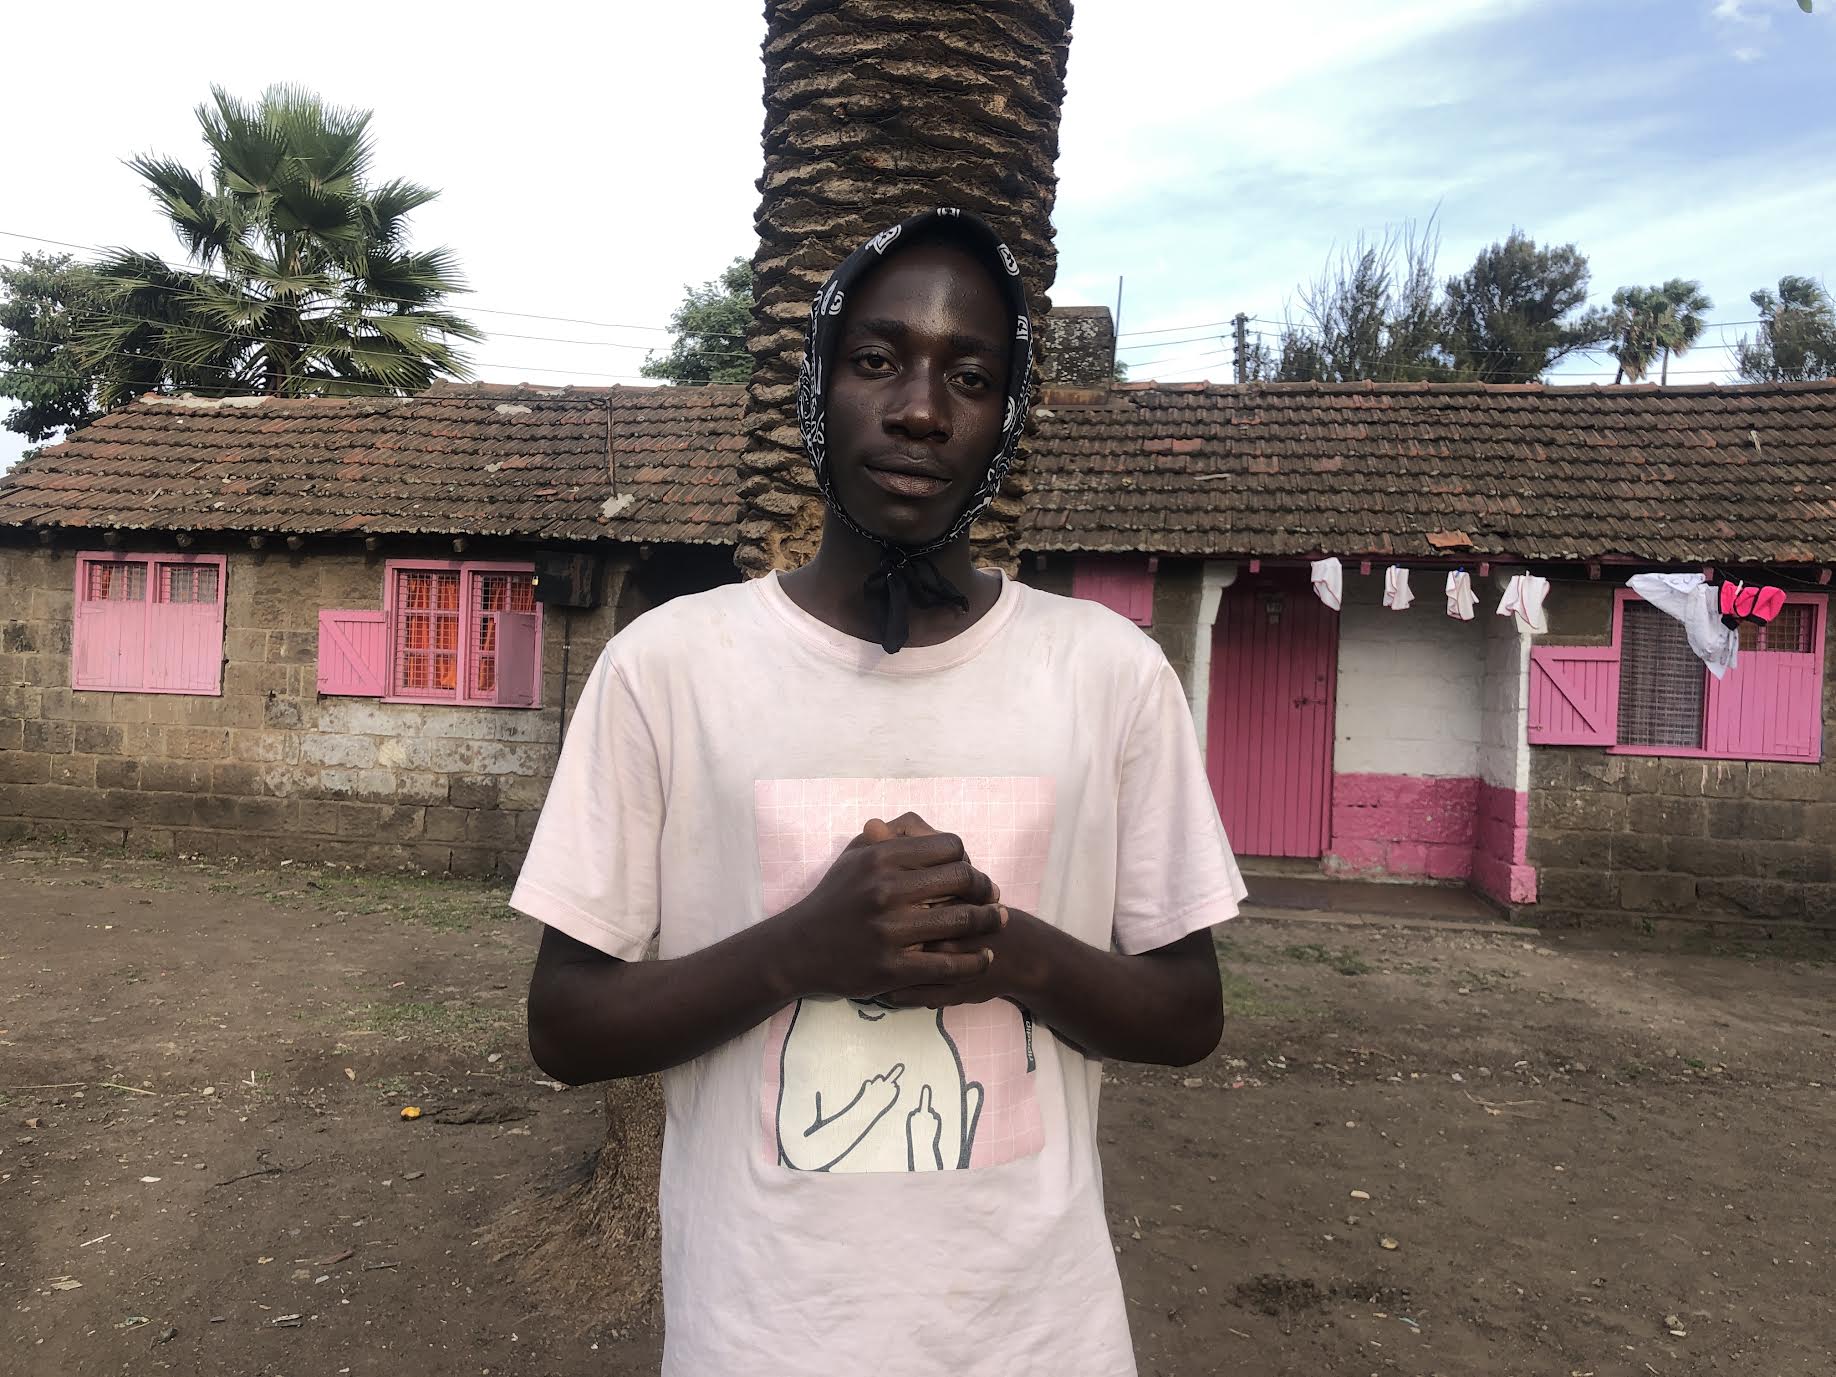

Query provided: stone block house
[2,317,1832,926]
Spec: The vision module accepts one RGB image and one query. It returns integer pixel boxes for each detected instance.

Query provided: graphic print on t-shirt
[756,777,1054,1174]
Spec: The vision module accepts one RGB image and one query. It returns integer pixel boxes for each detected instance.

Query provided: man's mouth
[863,455,952,499]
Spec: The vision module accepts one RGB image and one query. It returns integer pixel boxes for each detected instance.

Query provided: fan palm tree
[1609,285,1661,384]
[1652,278,1712,385]
[76,86,480,405]
[1609,279,1712,385]
[735,0,1075,577]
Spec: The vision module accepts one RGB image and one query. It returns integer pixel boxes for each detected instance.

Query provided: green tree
[640,259,753,385]
[1609,278,1712,384]
[1260,219,1454,382]
[1442,231,1612,383]
[76,85,480,405]
[0,253,106,444]
[1736,276,1836,381]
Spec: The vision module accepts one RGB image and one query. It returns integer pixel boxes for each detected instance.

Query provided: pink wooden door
[1207,574,1338,857]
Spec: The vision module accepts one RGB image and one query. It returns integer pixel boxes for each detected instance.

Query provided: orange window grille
[396,570,462,694]
[85,561,148,602]
[159,564,220,604]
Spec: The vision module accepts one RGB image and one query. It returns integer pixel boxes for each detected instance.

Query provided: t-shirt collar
[756,569,1021,676]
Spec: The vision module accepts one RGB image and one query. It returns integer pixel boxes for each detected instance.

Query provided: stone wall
[0,536,685,874]
[1526,578,1836,927]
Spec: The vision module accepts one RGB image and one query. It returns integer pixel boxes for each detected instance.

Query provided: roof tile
[3,379,1834,564]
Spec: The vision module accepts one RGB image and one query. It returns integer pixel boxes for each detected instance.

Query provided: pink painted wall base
[1473,782,1537,905]
[1326,773,1478,882]
[1325,772,1537,905]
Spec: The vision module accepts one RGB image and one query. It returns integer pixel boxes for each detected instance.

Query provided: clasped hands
[778,811,1039,1010]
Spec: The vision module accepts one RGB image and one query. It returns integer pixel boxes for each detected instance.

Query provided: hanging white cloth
[1445,570,1476,621]
[1495,574,1550,635]
[1627,572,1739,679]
[1310,558,1343,612]
[1382,566,1414,610]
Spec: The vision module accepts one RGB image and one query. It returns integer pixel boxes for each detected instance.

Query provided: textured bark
[737,0,1075,576]
[490,1076,665,1326]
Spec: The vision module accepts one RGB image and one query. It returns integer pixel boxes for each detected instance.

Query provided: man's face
[823,243,1013,548]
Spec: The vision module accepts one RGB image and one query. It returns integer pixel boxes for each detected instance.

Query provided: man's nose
[884,366,948,441]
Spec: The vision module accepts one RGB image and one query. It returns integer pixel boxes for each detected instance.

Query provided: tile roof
[1027,379,1836,565]
[3,378,1834,565]
[0,382,744,546]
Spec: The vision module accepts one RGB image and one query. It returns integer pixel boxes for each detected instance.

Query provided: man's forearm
[528,918,800,1084]
[1009,917,1223,1067]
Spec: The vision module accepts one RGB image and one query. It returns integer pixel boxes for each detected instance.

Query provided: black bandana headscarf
[796,208,1034,653]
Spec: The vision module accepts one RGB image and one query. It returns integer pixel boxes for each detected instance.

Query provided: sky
[3,0,1832,472]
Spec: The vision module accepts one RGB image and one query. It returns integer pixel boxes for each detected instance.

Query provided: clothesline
[1297,555,1795,678]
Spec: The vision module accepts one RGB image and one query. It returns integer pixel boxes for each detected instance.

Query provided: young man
[514,209,1244,1375]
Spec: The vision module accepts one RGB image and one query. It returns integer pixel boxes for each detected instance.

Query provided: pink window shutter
[1527,646,1620,746]
[489,609,541,707]
[1703,600,1824,762]
[145,602,224,693]
[73,599,147,689]
[1072,558,1155,627]
[145,560,225,694]
[317,610,389,696]
[72,556,150,690]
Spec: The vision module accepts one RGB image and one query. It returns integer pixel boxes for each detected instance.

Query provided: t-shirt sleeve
[509,650,662,962]
[1112,657,1248,955]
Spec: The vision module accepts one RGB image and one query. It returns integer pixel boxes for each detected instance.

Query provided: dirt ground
[3,845,1833,1377]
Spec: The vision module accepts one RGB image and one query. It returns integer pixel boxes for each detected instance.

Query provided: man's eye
[957,369,989,390]
[855,350,893,371]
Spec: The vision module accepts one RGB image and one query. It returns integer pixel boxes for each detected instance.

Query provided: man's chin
[837,494,962,551]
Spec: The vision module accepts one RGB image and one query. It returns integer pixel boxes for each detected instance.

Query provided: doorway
[1207,572,1338,858]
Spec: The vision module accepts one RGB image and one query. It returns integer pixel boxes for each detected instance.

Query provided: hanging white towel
[1627,572,1739,679]
[1495,574,1550,635]
[1445,570,1476,621]
[1382,566,1414,610]
[1310,557,1343,612]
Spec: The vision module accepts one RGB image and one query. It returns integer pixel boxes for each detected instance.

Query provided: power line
[0,228,749,342]
[0,254,756,371]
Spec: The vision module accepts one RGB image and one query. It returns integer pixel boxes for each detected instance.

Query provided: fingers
[884,812,939,837]
[916,1084,933,1113]
[861,817,896,844]
[894,947,993,986]
[887,902,1005,946]
[879,831,967,871]
[897,859,997,907]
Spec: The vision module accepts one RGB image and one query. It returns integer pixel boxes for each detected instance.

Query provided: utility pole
[1232,313,1249,384]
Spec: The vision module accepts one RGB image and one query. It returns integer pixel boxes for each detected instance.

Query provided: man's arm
[526,826,1003,1085]
[881,911,1225,1068]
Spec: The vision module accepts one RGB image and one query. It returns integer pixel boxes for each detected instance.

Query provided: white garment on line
[1627,572,1739,679]
[1445,570,1476,621]
[1495,574,1550,635]
[1382,566,1414,610]
[1310,557,1343,612]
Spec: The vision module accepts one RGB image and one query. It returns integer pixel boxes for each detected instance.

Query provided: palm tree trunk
[735,0,1076,577]
[1614,362,1624,385]
[1660,347,1670,386]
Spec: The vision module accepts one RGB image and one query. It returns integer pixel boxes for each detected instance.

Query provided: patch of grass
[263,868,516,933]
[1220,968,1302,1021]
[1454,966,1517,992]
[355,998,517,1054]
[1280,942,1372,977]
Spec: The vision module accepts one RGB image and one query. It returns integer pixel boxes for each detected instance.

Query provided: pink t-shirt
[511,571,1245,1376]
